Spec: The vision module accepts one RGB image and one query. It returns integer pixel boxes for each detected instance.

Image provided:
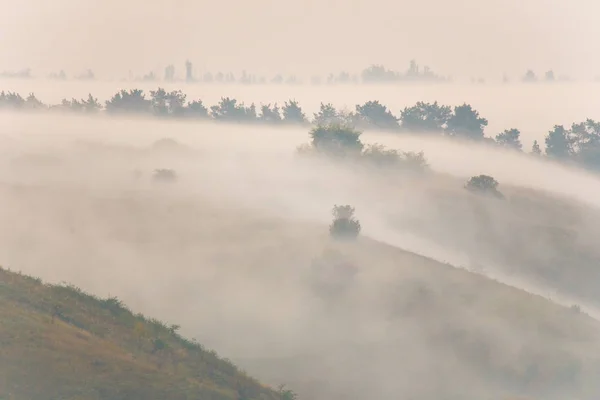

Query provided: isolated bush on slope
[465,174,504,198]
[152,168,177,183]
[329,205,361,240]
[299,123,429,172]
[354,100,400,130]
[495,128,523,151]
[361,143,429,171]
[306,123,364,158]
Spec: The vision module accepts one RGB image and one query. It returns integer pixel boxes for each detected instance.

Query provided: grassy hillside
[0,267,281,400]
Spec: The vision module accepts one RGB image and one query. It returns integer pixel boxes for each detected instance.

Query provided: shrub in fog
[300,124,429,171]
[308,123,364,158]
[313,102,341,126]
[282,99,307,124]
[399,101,451,133]
[185,99,209,118]
[402,150,429,171]
[210,97,257,122]
[329,204,361,239]
[354,100,400,130]
[152,168,177,183]
[495,128,523,151]
[465,174,503,198]
[150,88,187,117]
[361,143,401,166]
[105,89,151,114]
[0,91,25,109]
[445,103,488,140]
[361,143,429,171]
[258,103,282,123]
[24,93,46,110]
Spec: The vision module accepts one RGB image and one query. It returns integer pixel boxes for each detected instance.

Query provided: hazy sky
[1,0,599,79]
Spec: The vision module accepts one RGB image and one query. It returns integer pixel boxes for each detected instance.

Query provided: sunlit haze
[3,1,600,399]
[1,0,600,79]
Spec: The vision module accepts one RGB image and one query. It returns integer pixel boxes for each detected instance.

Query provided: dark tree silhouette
[445,104,488,140]
[465,175,503,198]
[282,100,306,124]
[210,97,256,122]
[329,205,361,240]
[105,89,151,114]
[545,125,572,159]
[259,103,282,123]
[24,93,45,110]
[313,103,341,126]
[495,128,522,150]
[0,91,25,109]
[308,124,364,158]
[185,99,209,118]
[150,88,187,116]
[355,100,399,130]
[400,101,451,133]
[569,119,600,168]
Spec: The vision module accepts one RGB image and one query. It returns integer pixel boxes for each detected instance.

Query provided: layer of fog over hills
[4,105,600,399]
[4,0,600,397]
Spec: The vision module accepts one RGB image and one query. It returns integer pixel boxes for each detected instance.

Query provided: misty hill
[2,183,600,400]
[0,267,281,400]
[2,170,600,399]
[373,171,600,309]
[4,117,600,398]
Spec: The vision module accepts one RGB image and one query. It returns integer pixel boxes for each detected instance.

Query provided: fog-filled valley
[4,0,600,397]
[3,88,600,398]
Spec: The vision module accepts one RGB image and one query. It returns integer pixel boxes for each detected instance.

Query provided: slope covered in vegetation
[0,267,281,400]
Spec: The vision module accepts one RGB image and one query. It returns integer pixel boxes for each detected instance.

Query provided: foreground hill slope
[0,267,280,400]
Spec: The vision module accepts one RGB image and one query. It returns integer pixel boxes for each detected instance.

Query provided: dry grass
[0,267,281,400]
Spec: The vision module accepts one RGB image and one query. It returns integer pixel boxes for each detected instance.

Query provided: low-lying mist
[3,112,600,399]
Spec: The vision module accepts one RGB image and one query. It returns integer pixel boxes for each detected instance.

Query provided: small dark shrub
[152,168,177,183]
[465,174,504,198]
[329,205,361,239]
